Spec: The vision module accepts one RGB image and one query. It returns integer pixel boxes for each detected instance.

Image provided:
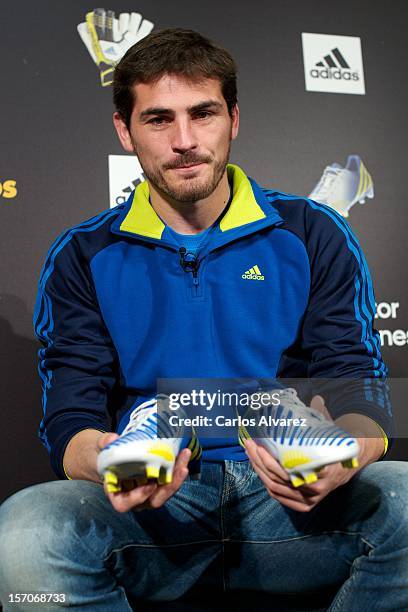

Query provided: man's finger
[256,445,292,481]
[106,481,159,513]
[245,440,290,483]
[144,466,190,509]
[252,460,317,504]
[310,395,332,420]
[244,440,325,503]
[97,431,119,451]
[142,449,192,508]
[272,493,317,513]
[296,464,341,496]
[107,448,192,513]
[252,454,291,487]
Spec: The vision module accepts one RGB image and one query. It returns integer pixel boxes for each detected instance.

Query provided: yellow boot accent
[105,481,122,493]
[239,423,251,440]
[189,443,203,461]
[106,484,122,493]
[104,470,119,485]
[148,443,175,463]
[238,430,251,449]
[187,434,203,461]
[104,471,122,492]
[303,472,318,485]
[281,451,311,469]
[342,457,359,469]
[158,467,173,485]
[164,471,173,484]
[146,466,160,479]
[290,474,305,488]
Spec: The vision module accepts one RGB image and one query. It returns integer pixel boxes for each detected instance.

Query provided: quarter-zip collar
[110,163,284,250]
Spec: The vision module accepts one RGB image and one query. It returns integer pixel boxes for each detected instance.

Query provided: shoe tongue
[277,388,327,423]
[325,162,342,175]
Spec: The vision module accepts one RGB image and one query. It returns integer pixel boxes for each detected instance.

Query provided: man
[0,28,406,611]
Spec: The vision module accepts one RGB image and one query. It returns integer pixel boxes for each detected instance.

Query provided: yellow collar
[118,163,266,239]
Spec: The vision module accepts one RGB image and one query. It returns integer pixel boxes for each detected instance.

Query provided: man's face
[114,74,239,203]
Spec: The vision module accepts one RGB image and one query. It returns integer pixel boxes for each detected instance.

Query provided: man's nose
[171,118,198,153]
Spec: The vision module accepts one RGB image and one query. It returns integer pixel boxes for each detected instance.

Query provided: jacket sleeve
[279,201,394,456]
[33,230,120,479]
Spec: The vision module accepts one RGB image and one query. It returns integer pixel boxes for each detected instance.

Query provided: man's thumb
[310,395,332,420]
[97,431,119,451]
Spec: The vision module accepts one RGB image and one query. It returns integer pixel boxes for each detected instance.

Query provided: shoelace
[310,165,342,200]
[255,388,353,443]
[121,398,158,436]
[121,395,184,438]
[275,388,327,423]
[255,387,351,436]
[252,387,325,421]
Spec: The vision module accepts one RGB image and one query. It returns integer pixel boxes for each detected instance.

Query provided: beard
[132,137,232,203]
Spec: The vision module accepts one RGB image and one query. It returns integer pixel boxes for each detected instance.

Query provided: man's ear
[231,104,239,141]
[113,112,134,153]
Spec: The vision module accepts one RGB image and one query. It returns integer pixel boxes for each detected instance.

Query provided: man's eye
[195,111,212,119]
[147,112,213,124]
[148,117,169,125]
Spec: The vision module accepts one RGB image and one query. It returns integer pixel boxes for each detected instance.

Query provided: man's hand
[244,438,360,513]
[243,395,363,513]
[97,432,191,513]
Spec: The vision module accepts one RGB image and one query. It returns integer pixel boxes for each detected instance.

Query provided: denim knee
[0,480,110,594]
[353,460,408,542]
[0,481,140,611]
[357,460,408,501]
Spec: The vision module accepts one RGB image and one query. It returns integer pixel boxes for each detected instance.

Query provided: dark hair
[113,28,238,128]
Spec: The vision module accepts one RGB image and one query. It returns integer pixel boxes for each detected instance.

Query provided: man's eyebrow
[139,100,223,119]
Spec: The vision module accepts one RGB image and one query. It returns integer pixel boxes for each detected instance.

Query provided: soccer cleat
[238,387,360,487]
[97,396,202,492]
[308,155,374,217]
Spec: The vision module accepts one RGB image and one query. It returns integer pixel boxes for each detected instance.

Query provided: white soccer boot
[238,387,360,487]
[309,155,374,217]
[97,396,202,493]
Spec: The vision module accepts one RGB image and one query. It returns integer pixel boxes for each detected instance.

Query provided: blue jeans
[0,460,407,611]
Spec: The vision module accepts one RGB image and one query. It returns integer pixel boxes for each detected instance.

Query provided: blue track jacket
[33,164,392,479]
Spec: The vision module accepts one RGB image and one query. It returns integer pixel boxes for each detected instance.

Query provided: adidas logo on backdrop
[302,33,365,95]
[310,47,359,81]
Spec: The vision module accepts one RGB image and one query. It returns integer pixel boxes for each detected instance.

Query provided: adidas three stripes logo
[242,265,265,280]
[315,47,350,69]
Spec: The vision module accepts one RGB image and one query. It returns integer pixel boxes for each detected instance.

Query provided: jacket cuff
[364,417,389,459]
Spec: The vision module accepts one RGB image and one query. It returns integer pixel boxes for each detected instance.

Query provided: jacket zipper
[178,246,201,297]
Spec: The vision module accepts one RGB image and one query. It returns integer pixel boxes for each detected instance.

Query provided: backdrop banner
[1,0,407,504]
